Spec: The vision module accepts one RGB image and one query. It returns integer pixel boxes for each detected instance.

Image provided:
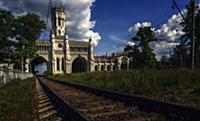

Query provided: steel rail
[38,77,91,121]
[46,77,200,121]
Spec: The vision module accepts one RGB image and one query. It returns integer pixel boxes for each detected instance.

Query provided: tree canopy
[0,10,45,70]
[124,26,157,68]
[172,1,200,68]
[0,11,16,65]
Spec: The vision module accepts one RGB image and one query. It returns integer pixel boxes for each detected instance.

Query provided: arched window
[121,57,128,70]
[95,65,98,71]
[58,17,61,26]
[113,65,116,71]
[101,65,104,71]
[107,65,111,71]
[62,57,65,71]
[57,58,60,71]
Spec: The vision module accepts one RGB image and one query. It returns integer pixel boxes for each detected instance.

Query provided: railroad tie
[35,79,63,121]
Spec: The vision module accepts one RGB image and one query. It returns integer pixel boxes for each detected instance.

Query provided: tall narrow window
[95,65,98,71]
[57,58,60,71]
[101,65,104,71]
[58,17,61,26]
[107,65,111,71]
[62,57,65,71]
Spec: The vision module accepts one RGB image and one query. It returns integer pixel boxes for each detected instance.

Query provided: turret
[51,7,66,37]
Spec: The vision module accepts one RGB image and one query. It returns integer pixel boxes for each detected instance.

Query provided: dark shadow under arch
[72,56,87,73]
[30,56,48,75]
[121,57,128,70]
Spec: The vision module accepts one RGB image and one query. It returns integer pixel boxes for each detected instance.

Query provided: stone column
[88,38,94,72]
[50,31,55,75]
[65,35,71,74]
[127,58,130,71]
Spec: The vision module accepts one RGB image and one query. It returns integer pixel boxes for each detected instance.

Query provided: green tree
[171,44,189,67]
[179,0,200,67]
[135,26,157,67]
[0,10,16,67]
[15,13,45,70]
[124,44,142,68]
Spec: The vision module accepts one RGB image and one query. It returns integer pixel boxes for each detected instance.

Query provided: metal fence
[0,67,33,85]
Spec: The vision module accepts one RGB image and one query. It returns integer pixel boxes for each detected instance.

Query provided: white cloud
[108,34,127,44]
[0,0,101,46]
[109,34,135,47]
[128,41,135,46]
[128,22,153,35]
[155,13,185,42]
[128,12,187,60]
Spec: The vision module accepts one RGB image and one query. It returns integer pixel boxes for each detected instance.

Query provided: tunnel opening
[30,56,48,75]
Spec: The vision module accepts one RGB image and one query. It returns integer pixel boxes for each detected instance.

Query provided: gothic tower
[51,7,66,36]
[50,6,69,74]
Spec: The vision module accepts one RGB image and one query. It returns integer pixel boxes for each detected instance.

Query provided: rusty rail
[47,77,200,121]
[38,78,91,121]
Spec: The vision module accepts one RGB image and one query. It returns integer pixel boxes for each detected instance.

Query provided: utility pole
[191,0,195,70]
[169,50,172,71]
[21,45,25,72]
[172,0,196,70]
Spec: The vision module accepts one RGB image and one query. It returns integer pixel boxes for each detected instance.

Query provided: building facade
[25,6,130,75]
[94,53,130,72]
[25,6,95,74]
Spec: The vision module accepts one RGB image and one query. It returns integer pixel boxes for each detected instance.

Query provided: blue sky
[92,0,188,55]
[0,0,196,58]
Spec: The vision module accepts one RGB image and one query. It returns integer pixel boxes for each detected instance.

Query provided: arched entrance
[30,56,48,75]
[72,56,87,73]
[121,57,128,70]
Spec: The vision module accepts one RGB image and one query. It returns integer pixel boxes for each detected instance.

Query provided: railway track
[35,79,63,121]
[38,77,200,121]
[40,78,162,121]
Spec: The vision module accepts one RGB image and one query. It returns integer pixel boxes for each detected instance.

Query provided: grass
[52,69,200,108]
[0,78,35,121]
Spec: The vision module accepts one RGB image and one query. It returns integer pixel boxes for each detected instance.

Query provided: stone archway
[120,57,129,70]
[72,56,87,73]
[30,56,48,75]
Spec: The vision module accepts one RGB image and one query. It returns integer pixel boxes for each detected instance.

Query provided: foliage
[124,45,142,68]
[0,78,35,121]
[171,44,190,67]
[125,26,157,68]
[174,1,200,67]
[52,69,200,108]
[0,11,16,65]
[16,13,45,60]
[0,10,45,70]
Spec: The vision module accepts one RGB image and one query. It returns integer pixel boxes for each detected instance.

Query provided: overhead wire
[95,9,175,56]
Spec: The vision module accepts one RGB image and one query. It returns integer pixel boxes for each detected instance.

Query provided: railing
[0,67,33,85]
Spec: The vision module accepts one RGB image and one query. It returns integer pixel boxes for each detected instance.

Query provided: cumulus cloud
[155,13,185,42]
[149,41,179,60]
[127,41,135,46]
[128,12,187,60]
[128,22,154,36]
[0,0,101,46]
